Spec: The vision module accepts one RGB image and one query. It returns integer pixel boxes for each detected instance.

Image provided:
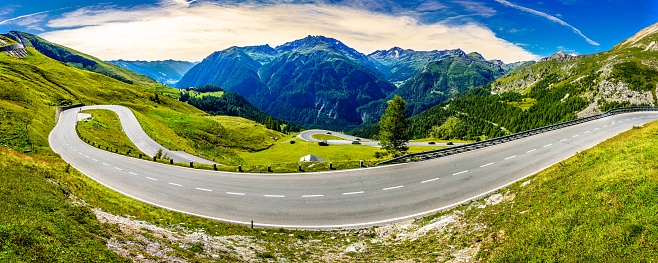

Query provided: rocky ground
[92,190,518,262]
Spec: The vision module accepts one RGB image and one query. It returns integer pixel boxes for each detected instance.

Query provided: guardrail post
[139,153,142,158]
[153,156,156,161]
[329,162,333,170]
[170,159,173,164]
[298,164,302,171]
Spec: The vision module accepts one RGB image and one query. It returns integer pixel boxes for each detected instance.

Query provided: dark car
[355,138,361,141]
[351,140,361,145]
[447,142,454,145]
[428,141,435,145]
[326,132,331,134]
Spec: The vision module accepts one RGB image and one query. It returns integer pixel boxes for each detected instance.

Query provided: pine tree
[378,95,410,157]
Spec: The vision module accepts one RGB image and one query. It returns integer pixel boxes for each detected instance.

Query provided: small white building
[300,154,327,162]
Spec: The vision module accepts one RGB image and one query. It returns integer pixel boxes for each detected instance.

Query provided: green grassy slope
[3,31,162,87]
[0,47,259,164]
[0,148,129,262]
[76,109,147,157]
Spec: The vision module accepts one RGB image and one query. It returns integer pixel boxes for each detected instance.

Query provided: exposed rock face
[539,51,577,62]
[0,39,27,58]
[613,22,658,51]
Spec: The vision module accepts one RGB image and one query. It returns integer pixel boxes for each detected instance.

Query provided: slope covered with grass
[0,148,129,262]
[3,31,161,87]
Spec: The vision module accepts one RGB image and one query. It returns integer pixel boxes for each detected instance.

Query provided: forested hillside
[180,85,304,133]
[352,21,658,141]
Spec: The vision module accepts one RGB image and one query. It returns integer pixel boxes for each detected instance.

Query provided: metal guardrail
[377,106,658,165]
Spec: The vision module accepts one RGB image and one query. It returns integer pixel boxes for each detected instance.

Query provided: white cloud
[0,7,69,25]
[492,0,599,46]
[41,3,539,62]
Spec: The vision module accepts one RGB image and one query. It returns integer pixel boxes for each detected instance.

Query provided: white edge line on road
[480,162,494,168]
[196,188,212,192]
[421,178,440,183]
[382,185,403,191]
[505,155,516,160]
[227,192,245,196]
[51,107,658,229]
[343,191,364,195]
[452,170,468,176]
[302,195,323,198]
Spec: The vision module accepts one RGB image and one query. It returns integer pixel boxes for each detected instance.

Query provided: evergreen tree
[378,95,410,157]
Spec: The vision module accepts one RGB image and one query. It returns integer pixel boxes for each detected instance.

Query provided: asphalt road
[74,105,217,165]
[298,129,465,147]
[50,106,658,229]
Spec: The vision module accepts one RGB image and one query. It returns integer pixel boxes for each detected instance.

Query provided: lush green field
[310,133,350,141]
[0,148,129,262]
[76,109,146,157]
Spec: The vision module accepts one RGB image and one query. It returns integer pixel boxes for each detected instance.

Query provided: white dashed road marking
[169,183,182,186]
[560,139,568,142]
[103,163,109,166]
[505,155,516,160]
[480,162,494,167]
[383,185,403,191]
[227,192,245,196]
[421,178,440,184]
[196,188,212,192]
[453,170,468,175]
[302,195,324,198]
[129,172,137,175]
[543,144,552,148]
[146,177,157,181]
[264,195,285,198]
[114,167,122,171]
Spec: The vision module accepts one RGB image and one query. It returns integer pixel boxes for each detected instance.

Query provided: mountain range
[106,60,197,86]
[176,35,532,130]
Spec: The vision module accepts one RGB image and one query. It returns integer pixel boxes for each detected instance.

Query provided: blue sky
[1,0,656,62]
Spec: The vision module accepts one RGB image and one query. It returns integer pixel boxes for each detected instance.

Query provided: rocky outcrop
[0,39,27,58]
[539,51,577,62]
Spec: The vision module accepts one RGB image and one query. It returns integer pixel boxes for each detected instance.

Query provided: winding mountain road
[49,105,658,229]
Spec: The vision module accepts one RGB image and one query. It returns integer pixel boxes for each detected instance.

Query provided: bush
[318,140,329,146]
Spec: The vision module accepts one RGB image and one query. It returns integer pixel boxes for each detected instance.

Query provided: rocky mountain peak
[613,21,658,52]
[539,51,577,62]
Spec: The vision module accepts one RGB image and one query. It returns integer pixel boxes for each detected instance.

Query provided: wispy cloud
[42,2,539,62]
[0,7,70,25]
[492,0,599,46]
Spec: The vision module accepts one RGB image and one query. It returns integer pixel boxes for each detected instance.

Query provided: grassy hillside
[0,147,129,261]
[76,109,146,157]
[3,31,161,87]
[0,46,267,165]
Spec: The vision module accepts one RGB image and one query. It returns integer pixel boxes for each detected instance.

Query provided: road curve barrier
[377,106,658,165]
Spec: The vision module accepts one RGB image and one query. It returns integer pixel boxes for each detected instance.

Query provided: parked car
[428,141,436,145]
[326,132,332,134]
[351,140,361,145]
[355,138,361,141]
[447,142,454,145]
